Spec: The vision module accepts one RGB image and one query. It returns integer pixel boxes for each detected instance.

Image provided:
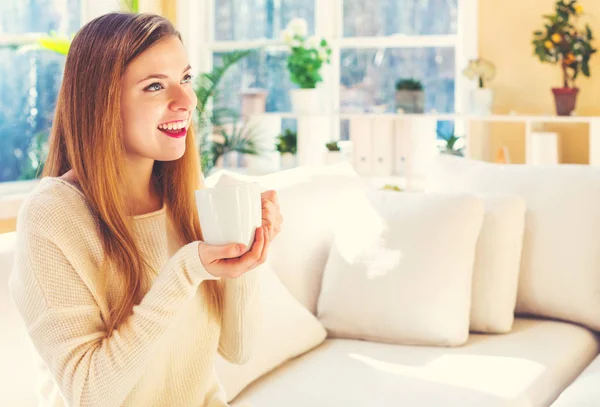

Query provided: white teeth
[158,120,188,131]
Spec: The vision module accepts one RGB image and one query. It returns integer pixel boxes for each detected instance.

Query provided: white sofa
[2,159,600,407]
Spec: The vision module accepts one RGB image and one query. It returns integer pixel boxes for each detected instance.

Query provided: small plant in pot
[276,128,297,169]
[437,127,464,157]
[281,18,332,114]
[462,58,496,115]
[324,141,344,165]
[394,78,424,114]
[532,0,596,116]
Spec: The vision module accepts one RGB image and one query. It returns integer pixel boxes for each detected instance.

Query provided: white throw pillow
[215,263,327,402]
[206,162,368,314]
[469,194,526,333]
[426,155,600,332]
[317,191,485,346]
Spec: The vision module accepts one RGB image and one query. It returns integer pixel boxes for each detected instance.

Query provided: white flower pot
[324,151,343,165]
[290,88,321,115]
[280,152,297,169]
[470,88,494,115]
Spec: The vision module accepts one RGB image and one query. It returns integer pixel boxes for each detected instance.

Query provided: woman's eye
[145,82,163,92]
[182,74,193,84]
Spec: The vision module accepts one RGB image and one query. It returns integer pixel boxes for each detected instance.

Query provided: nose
[168,85,197,113]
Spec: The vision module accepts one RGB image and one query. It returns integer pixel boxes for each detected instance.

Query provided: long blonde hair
[43,12,220,335]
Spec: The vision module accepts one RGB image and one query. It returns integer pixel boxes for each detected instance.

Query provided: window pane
[212,50,294,114]
[0,0,80,35]
[0,50,66,182]
[340,47,455,114]
[343,0,458,37]
[214,0,315,41]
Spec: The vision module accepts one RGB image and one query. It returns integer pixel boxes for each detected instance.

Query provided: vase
[324,150,344,165]
[280,152,297,169]
[395,90,425,114]
[470,88,494,115]
[290,88,321,115]
[240,88,268,118]
[552,87,579,116]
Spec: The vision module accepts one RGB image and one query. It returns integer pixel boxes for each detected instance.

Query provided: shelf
[251,112,600,123]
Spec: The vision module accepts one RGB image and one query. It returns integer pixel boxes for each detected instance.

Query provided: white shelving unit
[248,112,600,190]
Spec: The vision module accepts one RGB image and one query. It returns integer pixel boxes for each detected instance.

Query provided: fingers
[199,241,246,264]
[261,190,280,209]
[251,226,270,269]
[261,199,283,240]
[221,226,267,276]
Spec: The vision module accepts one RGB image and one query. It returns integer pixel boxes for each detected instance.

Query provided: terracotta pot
[552,87,579,116]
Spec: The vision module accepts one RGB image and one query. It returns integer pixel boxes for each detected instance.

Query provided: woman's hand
[198,226,270,278]
[261,190,283,242]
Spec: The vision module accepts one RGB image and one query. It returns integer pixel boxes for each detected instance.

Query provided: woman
[9,12,282,407]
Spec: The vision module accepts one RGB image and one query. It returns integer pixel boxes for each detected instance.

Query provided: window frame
[178,0,479,120]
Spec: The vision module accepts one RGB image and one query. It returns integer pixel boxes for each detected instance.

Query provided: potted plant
[532,0,596,116]
[281,18,332,114]
[276,128,297,169]
[324,140,344,164]
[437,127,464,157]
[394,78,424,114]
[462,58,496,115]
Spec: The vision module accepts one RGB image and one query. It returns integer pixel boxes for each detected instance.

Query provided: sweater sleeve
[217,268,261,364]
[9,225,218,407]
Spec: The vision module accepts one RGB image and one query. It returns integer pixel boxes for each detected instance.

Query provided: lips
[158,127,187,139]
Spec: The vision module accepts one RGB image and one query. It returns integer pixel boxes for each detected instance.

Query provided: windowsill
[0,180,39,220]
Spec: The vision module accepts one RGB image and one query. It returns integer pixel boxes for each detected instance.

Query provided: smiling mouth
[157,119,188,139]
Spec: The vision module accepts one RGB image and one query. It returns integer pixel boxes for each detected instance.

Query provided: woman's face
[120,36,197,163]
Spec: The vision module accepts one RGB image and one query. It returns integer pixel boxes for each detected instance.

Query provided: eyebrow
[137,64,192,84]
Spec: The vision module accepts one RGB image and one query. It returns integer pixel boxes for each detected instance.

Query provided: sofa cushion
[205,162,368,314]
[231,318,600,407]
[0,232,37,406]
[317,191,484,346]
[215,262,327,402]
[469,194,526,333]
[426,155,600,332]
[552,353,600,406]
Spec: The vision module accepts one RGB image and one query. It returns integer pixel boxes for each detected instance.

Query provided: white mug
[195,182,262,252]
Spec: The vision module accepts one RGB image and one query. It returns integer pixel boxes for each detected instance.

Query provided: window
[0,0,124,185]
[0,0,82,183]
[182,0,475,143]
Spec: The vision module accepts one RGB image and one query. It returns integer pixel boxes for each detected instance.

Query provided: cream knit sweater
[9,178,259,407]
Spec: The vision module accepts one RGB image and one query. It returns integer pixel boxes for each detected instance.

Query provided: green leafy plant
[276,129,297,154]
[325,141,340,152]
[532,0,597,88]
[437,127,464,156]
[395,78,423,91]
[281,18,332,89]
[121,0,139,12]
[193,50,262,173]
[18,131,49,180]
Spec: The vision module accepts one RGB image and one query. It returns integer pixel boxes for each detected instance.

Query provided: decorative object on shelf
[462,58,496,115]
[276,128,297,169]
[394,78,425,114]
[382,184,403,192]
[324,140,344,165]
[436,126,464,157]
[532,0,596,116]
[282,18,332,115]
[241,88,269,118]
[495,146,512,164]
